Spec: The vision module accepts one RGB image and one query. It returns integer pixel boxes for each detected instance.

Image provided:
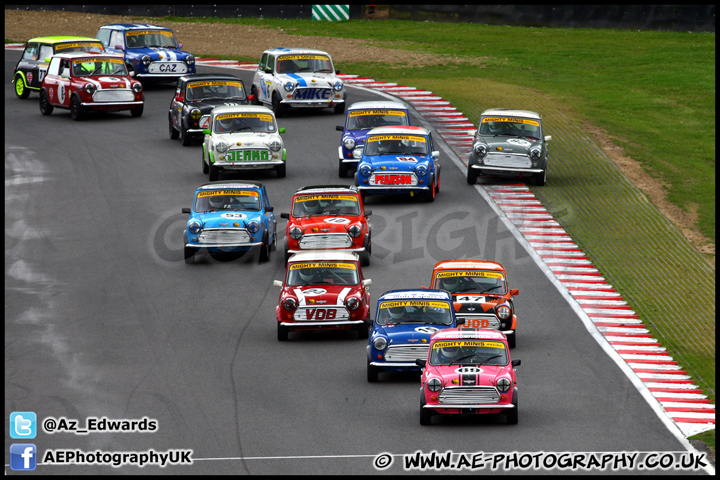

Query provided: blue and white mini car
[182,181,277,263]
[367,289,459,382]
[335,101,411,178]
[96,24,195,81]
[355,126,441,202]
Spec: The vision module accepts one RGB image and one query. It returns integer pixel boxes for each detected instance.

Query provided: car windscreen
[186,80,245,101]
[213,112,276,134]
[286,262,359,286]
[276,54,333,74]
[346,109,409,130]
[54,41,104,54]
[433,270,507,295]
[376,300,453,326]
[71,57,128,76]
[194,189,261,212]
[125,30,177,49]
[292,194,361,217]
[478,117,541,139]
[429,340,508,366]
[364,134,428,156]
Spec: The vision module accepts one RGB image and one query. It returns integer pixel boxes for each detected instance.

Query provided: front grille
[299,233,352,249]
[438,386,500,404]
[456,314,500,329]
[198,229,250,245]
[385,344,429,362]
[93,90,134,102]
[485,153,531,168]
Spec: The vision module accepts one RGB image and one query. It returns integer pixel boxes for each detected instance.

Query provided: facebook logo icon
[10,411,37,439]
[10,444,37,470]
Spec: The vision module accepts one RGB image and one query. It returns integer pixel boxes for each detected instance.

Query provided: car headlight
[497,305,511,320]
[268,139,282,152]
[333,81,343,91]
[415,164,428,177]
[373,336,388,351]
[185,55,195,65]
[530,146,542,159]
[284,81,295,92]
[427,377,442,392]
[188,221,202,234]
[289,226,302,240]
[215,141,229,154]
[141,55,151,66]
[348,224,362,238]
[191,108,202,120]
[84,84,96,94]
[359,164,371,177]
[343,137,356,150]
[474,143,487,156]
[345,296,360,311]
[496,377,511,393]
[131,82,143,93]
[247,220,260,234]
[282,297,298,311]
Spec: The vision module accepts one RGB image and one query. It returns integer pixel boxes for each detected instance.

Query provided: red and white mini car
[430,259,519,347]
[273,251,372,341]
[417,328,520,425]
[39,52,144,120]
[280,185,372,265]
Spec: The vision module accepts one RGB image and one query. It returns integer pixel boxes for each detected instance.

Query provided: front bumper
[469,164,544,174]
[280,320,365,327]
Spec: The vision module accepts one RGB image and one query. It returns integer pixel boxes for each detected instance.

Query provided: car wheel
[467,162,478,184]
[334,102,345,114]
[259,232,271,263]
[507,330,516,348]
[181,126,193,146]
[209,164,220,181]
[202,152,209,174]
[39,89,53,115]
[14,75,30,99]
[130,103,143,118]
[424,176,436,203]
[169,118,180,139]
[420,393,433,425]
[367,361,379,382]
[356,323,369,340]
[505,390,518,425]
[271,92,285,117]
[276,163,286,178]
[183,233,196,264]
[435,170,440,192]
[338,161,349,178]
[250,85,260,105]
[277,322,289,341]
[70,95,84,121]
[534,169,546,186]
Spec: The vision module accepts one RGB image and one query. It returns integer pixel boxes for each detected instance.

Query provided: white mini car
[200,105,287,180]
[251,48,346,116]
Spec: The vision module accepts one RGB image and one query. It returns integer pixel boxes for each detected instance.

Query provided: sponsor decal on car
[349,109,407,117]
[295,194,358,203]
[436,270,504,279]
[367,135,427,143]
[197,190,259,197]
[482,117,540,127]
[379,300,449,309]
[289,262,356,270]
[432,340,505,349]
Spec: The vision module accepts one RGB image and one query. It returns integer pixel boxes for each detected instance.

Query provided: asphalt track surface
[4,51,706,475]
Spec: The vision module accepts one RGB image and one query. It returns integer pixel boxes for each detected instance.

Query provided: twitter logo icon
[10,412,37,439]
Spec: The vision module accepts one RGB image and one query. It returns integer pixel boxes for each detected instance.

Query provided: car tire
[130,103,143,118]
[181,126,193,146]
[70,95,84,121]
[420,393,433,425]
[334,102,345,114]
[507,330,516,348]
[276,163,286,178]
[435,170,440,192]
[14,75,31,99]
[169,118,180,139]
[534,169,546,186]
[338,161,349,178]
[467,162,478,184]
[39,89,53,115]
[209,164,220,181]
[259,232,271,263]
[271,92,285,117]
[356,323,369,340]
[424,175,436,202]
[277,322,289,341]
[183,233,197,264]
[250,85,260,105]
[505,390,518,425]
[367,361,379,382]
[202,152,209,174]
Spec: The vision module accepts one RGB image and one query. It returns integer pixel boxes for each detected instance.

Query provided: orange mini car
[429,260,519,347]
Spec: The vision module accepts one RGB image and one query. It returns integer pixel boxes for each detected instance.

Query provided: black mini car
[168,73,252,146]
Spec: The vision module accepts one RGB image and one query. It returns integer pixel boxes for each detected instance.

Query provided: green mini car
[12,36,104,99]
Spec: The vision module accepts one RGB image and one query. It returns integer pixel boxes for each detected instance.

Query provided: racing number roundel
[58,83,66,104]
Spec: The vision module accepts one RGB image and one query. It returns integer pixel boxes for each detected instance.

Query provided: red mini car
[429,259,519,347]
[417,328,521,425]
[39,52,144,120]
[280,185,372,265]
[273,250,372,341]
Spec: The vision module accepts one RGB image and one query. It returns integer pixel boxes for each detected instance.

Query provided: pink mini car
[416,327,520,425]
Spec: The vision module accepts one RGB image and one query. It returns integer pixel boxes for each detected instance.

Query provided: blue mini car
[182,181,276,263]
[367,289,459,382]
[335,101,411,178]
[355,126,441,202]
[96,24,195,81]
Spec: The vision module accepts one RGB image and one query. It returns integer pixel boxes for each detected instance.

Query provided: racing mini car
[466,108,551,186]
[201,105,287,180]
[366,289,459,382]
[273,251,372,341]
[13,36,104,99]
[38,52,144,120]
[430,259,519,347]
[416,328,521,425]
[251,48,346,116]
[169,73,251,145]
[280,185,372,265]
[182,181,277,263]
[96,24,195,82]
[355,126,441,202]
[335,101,411,177]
